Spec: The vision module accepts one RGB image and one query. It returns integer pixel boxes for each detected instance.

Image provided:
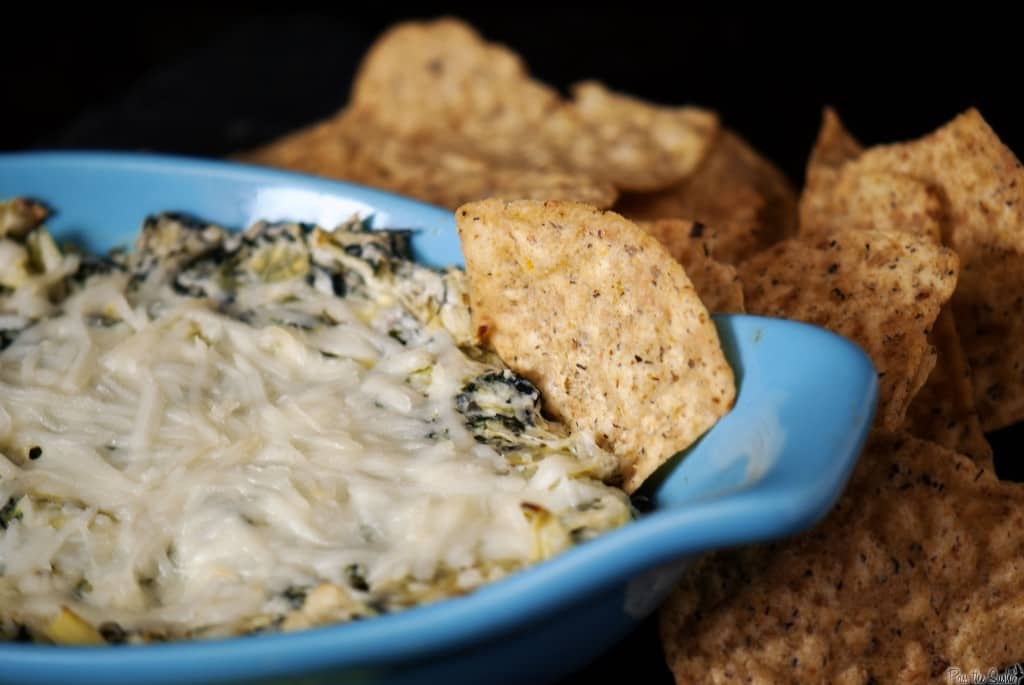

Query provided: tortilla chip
[456,199,735,492]
[797,110,992,457]
[905,308,993,466]
[349,19,718,191]
[661,433,1024,683]
[800,110,942,243]
[801,168,945,244]
[796,107,863,236]
[239,113,618,209]
[798,105,864,202]
[546,81,719,191]
[637,219,744,313]
[618,130,797,262]
[839,109,1024,431]
[955,248,1024,431]
[349,18,561,158]
[245,18,714,206]
[738,229,958,431]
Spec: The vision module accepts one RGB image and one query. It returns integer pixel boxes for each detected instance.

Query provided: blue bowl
[0,152,878,685]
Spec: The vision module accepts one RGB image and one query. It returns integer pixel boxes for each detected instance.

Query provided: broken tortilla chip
[738,229,958,431]
[456,199,735,493]
[637,219,744,313]
[617,130,797,262]
[837,109,1024,431]
[660,433,1024,683]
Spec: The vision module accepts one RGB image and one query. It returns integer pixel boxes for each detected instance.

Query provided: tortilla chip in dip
[456,199,735,493]
[637,219,744,313]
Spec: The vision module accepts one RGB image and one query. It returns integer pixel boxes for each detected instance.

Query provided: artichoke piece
[521,502,572,561]
[281,583,366,632]
[42,608,105,646]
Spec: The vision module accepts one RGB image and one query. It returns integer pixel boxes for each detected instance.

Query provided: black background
[4,8,1023,683]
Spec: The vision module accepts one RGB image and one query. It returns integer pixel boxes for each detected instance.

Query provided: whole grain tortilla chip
[800,168,945,244]
[808,107,864,170]
[661,433,1024,683]
[349,18,718,191]
[797,107,863,235]
[838,109,1024,431]
[738,229,958,431]
[637,219,744,313]
[349,18,561,161]
[244,18,714,206]
[617,130,797,262]
[797,111,990,458]
[546,81,718,191]
[905,308,993,465]
[238,112,618,210]
[456,199,735,492]
[800,110,943,243]
[953,246,1024,430]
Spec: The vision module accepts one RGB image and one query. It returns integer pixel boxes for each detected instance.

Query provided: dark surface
[6,9,1024,184]
[4,9,1023,683]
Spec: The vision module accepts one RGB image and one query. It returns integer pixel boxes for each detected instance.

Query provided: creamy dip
[0,202,631,644]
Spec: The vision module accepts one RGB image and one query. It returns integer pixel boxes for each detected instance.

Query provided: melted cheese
[0,215,630,642]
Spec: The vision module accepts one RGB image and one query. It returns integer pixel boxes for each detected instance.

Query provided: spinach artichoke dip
[0,199,631,645]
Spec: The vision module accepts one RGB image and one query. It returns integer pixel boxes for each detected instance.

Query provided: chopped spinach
[455,370,542,447]
[345,564,370,592]
[282,586,308,609]
[0,497,22,529]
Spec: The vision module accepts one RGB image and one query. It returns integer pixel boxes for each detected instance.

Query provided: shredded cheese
[0,211,630,643]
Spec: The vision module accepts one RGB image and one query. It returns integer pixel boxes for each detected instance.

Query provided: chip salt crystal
[456,199,736,493]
